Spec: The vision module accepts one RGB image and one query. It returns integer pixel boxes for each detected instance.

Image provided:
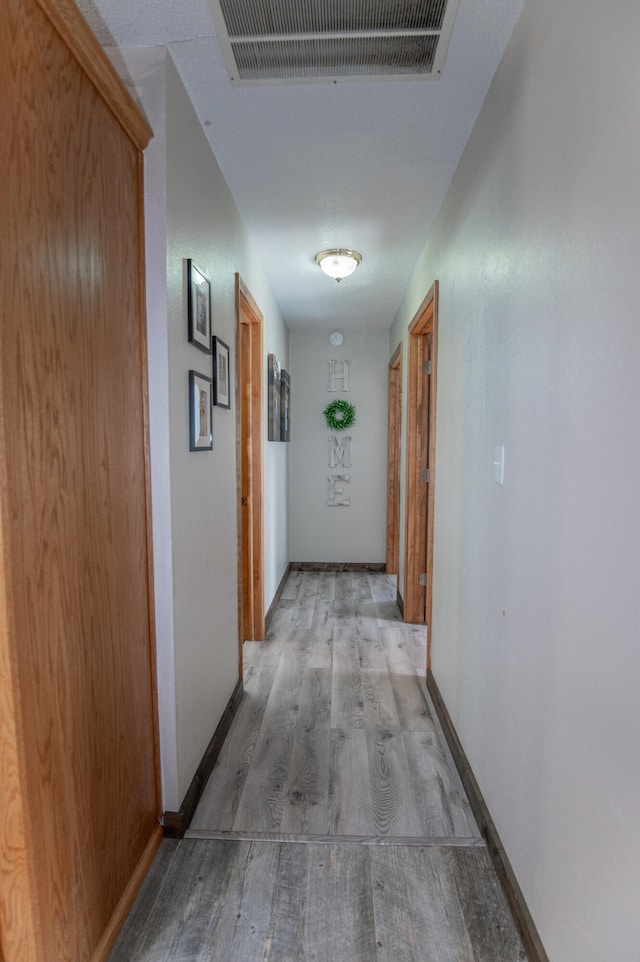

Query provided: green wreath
[323,398,356,431]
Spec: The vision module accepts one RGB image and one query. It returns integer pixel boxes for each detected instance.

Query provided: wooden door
[235,277,265,655]
[403,283,439,667]
[0,1,160,959]
[386,344,403,575]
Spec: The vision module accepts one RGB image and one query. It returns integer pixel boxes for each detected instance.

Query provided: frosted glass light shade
[315,249,362,282]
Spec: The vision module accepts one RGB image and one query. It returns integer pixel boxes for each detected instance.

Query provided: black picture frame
[280,369,290,441]
[213,337,231,409]
[187,260,212,353]
[268,353,281,441]
[189,370,213,451]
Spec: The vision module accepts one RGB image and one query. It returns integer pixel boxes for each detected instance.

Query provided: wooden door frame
[403,281,438,667]
[386,343,403,575]
[235,275,265,667]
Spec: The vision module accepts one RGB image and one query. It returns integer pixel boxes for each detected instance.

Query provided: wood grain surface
[109,573,527,962]
[109,839,527,962]
[404,282,439,642]
[236,277,265,646]
[191,572,477,840]
[0,0,159,958]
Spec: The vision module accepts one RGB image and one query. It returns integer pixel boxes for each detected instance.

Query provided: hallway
[109,571,527,960]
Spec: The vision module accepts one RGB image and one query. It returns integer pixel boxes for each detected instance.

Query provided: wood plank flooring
[109,572,527,961]
[191,571,478,839]
[109,839,526,962]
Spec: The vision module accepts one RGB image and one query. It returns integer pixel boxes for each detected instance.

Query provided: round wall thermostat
[329,331,343,346]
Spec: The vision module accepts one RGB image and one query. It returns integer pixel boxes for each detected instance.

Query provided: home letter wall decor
[327,359,350,392]
[329,435,352,468]
[328,474,351,506]
[327,359,353,506]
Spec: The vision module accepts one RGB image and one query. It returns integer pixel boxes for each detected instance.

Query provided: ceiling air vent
[208,0,460,85]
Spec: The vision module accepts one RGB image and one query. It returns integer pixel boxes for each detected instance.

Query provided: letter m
[329,435,352,468]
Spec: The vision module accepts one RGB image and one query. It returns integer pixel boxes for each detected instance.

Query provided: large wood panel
[0,1,159,960]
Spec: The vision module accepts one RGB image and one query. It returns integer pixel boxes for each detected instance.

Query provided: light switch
[494,446,505,485]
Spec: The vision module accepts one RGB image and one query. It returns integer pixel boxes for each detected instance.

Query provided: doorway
[403,282,438,667]
[386,343,403,575]
[235,276,265,665]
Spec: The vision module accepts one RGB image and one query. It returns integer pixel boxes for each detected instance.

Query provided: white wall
[391,2,640,960]
[111,49,289,809]
[289,329,388,563]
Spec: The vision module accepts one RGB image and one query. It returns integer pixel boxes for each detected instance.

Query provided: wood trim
[386,344,403,575]
[0,543,41,962]
[89,826,162,962]
[237,277,262,325]
[404,297,433,624]
[187,829,486,848]
[235,282,244,674]
[425,287,438,665]
[289,563,386,572]
[136,149,163,825]
[162,680,244,839]
[403,283,439,670]
[264,564,291,631]
[33,0,152,151]
[235,276,265,651]
[249,307,265,641]
[426,671,550,962]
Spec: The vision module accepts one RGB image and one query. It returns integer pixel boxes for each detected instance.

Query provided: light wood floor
[191,570,478,839]
[109,571,527,961]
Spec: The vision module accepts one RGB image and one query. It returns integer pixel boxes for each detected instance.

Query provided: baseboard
[265,563,291,631]
[426,670,549,962]
[162,679,244,839]
[289,562,386,571]
[91,825,162,962]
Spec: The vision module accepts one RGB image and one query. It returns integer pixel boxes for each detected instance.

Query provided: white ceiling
[76,0,525,332]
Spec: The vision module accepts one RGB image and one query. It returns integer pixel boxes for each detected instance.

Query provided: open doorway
[235,276,265,667]
[403,282,438,668]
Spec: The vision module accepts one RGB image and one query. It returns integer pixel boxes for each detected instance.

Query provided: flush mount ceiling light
[315,249,362,283]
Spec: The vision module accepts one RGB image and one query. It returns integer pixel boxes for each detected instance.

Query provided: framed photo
[268,353,281,441]
[280,369,290,442]
[187,260,212,353]
[213,337,231,409]
[189,370,213,451]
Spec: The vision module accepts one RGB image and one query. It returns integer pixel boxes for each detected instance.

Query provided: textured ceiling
[75,0,525,331]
